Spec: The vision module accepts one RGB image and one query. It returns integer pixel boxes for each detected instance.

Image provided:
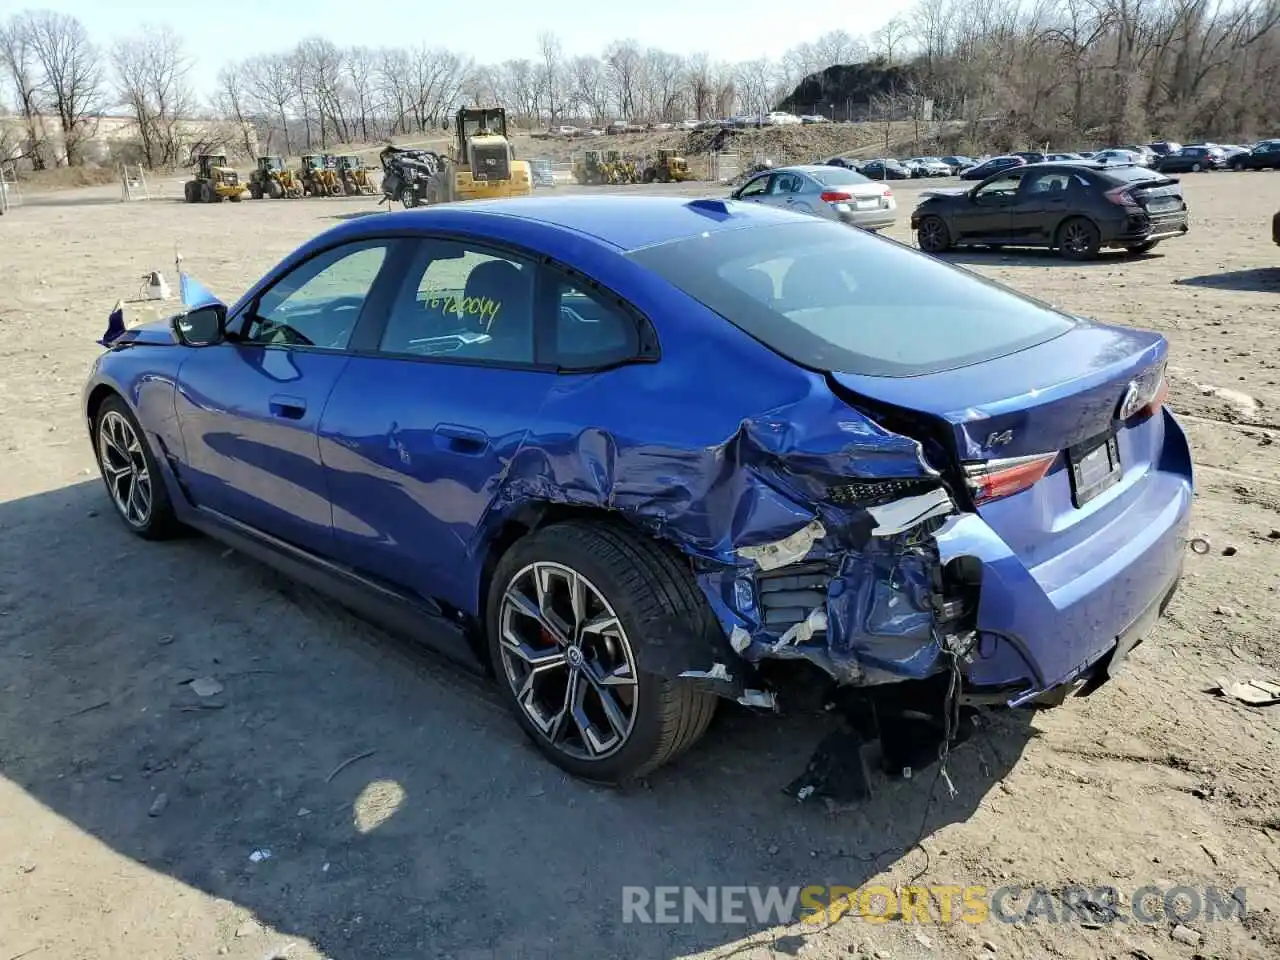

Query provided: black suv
[1230,140,1280,170]
[911,161,1189,260]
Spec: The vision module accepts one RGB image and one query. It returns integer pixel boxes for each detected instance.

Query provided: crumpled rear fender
[475,373,974,697]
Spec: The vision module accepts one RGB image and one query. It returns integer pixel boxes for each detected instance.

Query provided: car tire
[1125,240,1160,254]
[93,394,183,540]
[1056,217,1101,260]
[486,520,719,784]
[1191,162,1202,172]
[916,215,952,253]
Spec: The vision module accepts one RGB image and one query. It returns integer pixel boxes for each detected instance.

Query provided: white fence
[120,164,151,201]
[0,163,22,214]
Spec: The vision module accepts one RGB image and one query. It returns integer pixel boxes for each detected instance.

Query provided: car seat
[463,260,533,361]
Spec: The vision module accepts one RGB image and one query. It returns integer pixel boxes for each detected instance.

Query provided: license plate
[856,198,879,209]
[1068,432,1122,507]
[1147,196,1178,212]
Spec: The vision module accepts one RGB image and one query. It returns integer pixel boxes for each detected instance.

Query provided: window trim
[229,237,406,354]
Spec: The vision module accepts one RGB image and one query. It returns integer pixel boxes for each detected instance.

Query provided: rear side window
[627,221,1075,378]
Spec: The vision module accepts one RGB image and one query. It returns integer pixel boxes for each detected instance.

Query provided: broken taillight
[964,453,1059,504]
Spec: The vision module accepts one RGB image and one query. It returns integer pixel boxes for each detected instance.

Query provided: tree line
[2,0,1279,170]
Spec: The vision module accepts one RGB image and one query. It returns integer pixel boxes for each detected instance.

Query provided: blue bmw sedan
[83,195,1193,784]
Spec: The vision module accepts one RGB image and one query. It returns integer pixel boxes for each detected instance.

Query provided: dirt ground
[1,172,1279,960]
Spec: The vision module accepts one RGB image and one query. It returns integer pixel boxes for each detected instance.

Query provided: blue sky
[27,0,913,98]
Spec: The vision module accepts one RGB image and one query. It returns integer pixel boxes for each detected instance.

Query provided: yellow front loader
[183,155,247,203]
[299,155,344,196]
[425,107,532,204]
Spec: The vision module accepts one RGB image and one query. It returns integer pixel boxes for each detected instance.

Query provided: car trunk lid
[827,322,1169,565]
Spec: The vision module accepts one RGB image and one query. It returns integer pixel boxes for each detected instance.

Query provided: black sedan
[1230,140,1280,170]
[911,161,1189,260]
[859,159,911,180]
[1154,146,1226,172]
[959,155,1026,180]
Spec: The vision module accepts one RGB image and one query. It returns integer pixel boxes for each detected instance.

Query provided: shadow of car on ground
[0,479,1032,958]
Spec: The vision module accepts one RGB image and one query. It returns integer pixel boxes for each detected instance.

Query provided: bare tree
[537,32,562,124]
[26,10,102,165]
[111,25,193,167]
[872,15,911,62]
[215,62,261,160]
[244,53,295,154]
[0,12,47,168]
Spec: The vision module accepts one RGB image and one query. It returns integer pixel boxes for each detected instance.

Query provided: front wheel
[400,186,418,209]
[93,395,182,540]
[486,521,718,783]
[916,215,952,253]
[1126,239,1160,254]
[1056,217,1101,260]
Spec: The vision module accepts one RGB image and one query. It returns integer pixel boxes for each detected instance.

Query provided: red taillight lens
[964,453,1059,504]
[1105,185,1139,207]
[820,190,852,202]
[882,188,893,197]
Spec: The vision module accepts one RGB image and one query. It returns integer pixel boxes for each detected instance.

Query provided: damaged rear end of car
[626,218,1194,792]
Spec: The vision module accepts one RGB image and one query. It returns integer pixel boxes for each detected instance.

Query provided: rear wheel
[93,395,182,540]
[268,180,284,199]
[916,215,952,253]
[1191,162,1202,172]
[486,521,718,783]
[249,182,263,200]
[1056,217,1101,260]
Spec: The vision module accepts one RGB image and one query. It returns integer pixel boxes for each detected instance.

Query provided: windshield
[627,221,1076,378]
[810,168,871,186]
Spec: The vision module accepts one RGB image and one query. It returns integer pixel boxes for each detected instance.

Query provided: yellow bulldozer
[336,155,376,195]
[642,148,694,183]
[424,106,532,204]
[299,155,344,197]
[248,156,303,199]
[183,154,247,203]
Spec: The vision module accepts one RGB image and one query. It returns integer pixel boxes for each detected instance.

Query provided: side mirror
[172,304,227,347]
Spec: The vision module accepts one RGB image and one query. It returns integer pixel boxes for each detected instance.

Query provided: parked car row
[732,155,1191,263]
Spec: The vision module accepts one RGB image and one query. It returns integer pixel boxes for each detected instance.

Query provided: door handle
[434,423,489,455]
[269,395,307,420]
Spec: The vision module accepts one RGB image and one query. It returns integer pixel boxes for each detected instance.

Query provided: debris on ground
[1210,677,1280,706]
[189,677,224,698]
[148,792,169,817]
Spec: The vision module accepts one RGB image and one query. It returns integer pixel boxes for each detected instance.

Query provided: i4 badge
[986,429,1014,448]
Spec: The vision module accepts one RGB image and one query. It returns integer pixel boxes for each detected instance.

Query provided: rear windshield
[810,168,871,186]
[1101,165,1168,183]
[627,221,1076,377]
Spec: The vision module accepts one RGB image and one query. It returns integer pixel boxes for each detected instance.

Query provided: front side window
[244,241,389,349]
[737,175,771,198]
[379,240,536,364]
[975,172,1023,199]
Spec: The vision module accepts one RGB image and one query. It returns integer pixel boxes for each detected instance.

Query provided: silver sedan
[728,164,898,231]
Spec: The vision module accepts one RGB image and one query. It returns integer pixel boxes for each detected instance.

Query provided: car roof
[315,195,807,253]
[773,163,853,175]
